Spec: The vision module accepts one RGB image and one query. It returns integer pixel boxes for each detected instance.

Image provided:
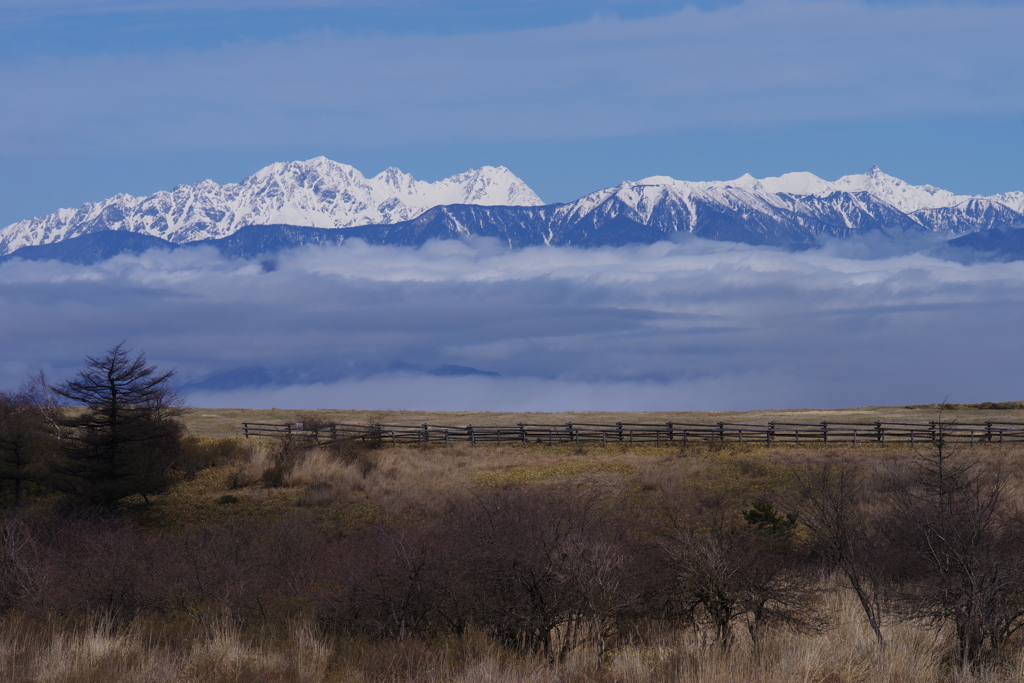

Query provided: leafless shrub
[295,412,334,443]
[0,520,38,613]
[792,457,890,648]
[335,523,466,641]
[446,486,648,662]
[885,431,1024,666]
[655,498,819,652]
[25,515,158,622]
[160,516,339,625]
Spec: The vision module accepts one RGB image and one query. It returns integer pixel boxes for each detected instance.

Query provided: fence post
[667,422,674,442]
[519,423,527,444]
[469,426,475,446]
[768,422,775,447]
[986,421,993,443]
[876,421,883,444]
[718,422,725,442]
[822,421,828,444]
[423,424,429,445]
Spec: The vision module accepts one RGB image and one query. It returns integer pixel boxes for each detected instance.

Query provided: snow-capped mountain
[344,165,1024,249]
[0,157,543,255]
[4,162,1024,261]
[550,165,1024,241]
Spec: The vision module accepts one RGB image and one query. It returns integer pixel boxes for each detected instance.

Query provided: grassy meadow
[182,402,1024,439]
[7,404,1024,682]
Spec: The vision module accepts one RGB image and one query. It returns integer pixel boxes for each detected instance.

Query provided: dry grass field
[8,403,1024,682]
[180,402,1024,439]
[8,598,1024,683]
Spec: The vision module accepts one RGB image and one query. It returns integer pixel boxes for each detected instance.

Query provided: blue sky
[0,0,1022,228]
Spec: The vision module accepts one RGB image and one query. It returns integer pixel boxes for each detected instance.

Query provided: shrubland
[5,413,1024,681]
[28,347,1024,679]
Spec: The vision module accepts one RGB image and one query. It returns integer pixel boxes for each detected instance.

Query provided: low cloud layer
[3,237,1024,410]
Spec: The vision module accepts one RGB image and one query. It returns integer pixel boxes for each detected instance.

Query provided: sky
[0,0,1022,228]
[2,0,1024,410]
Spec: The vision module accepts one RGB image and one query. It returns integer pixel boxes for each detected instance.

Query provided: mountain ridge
[4,159,1024,260]
[0,157,543,255]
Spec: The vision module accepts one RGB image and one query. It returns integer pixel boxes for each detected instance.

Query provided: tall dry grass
[5,591,1024,683]
[232,439,627,517]
[219,438,1024,529]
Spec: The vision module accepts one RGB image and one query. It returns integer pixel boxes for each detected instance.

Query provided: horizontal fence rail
[240,420,1024,446]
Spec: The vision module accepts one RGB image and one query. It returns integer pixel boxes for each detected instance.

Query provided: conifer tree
[53,344,184,508]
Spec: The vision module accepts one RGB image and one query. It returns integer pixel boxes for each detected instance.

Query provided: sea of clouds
[3,237,1023,411]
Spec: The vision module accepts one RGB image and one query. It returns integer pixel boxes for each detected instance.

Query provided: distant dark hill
[0,225,351,265]
[930,228,1024,264]
[0,231,174,265]
[191,224,348,259]
[180,362,500,393]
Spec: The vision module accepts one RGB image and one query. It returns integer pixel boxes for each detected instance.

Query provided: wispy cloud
[1,0,1021,157]
[3,238,1023,410]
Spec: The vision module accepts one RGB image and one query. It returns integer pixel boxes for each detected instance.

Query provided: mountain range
[4,157,1024,263]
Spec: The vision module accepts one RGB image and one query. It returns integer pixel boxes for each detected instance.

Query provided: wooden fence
[241,420,1024,447]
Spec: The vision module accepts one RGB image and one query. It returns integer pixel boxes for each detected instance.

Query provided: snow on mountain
[633,165,971,214]
[992,191,1024,213]
[827,166,972,213]
[549,165,1017,239]
[0,157,543,255]
[4,161,1023,258]
[726,171,836,196]
[667,165,974,213]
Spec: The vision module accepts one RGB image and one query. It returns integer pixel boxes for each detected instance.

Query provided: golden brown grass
[5,592,1024,683]
[131,435,1024,541]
